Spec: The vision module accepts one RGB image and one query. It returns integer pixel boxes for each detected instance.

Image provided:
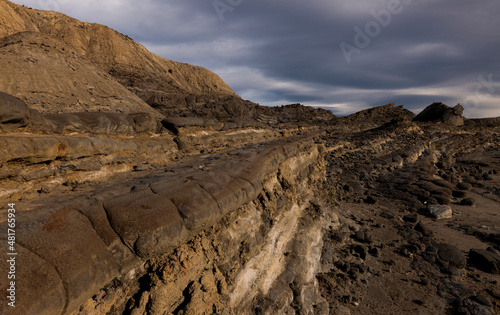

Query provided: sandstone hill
[0,0,236,117]
[0,0,334,121]
[0,31,162,117]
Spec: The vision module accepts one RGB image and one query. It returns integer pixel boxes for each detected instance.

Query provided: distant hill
[346,103,415,125]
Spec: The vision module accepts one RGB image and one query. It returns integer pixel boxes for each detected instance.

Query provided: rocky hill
[0,0,334,121]
[0,0,236,116]
[346,103,415,125]
[0,31,163,117]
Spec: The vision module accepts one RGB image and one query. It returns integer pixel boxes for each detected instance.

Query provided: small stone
[460,197,476,206]
[39,186,51,194]
[482,174,493,180]
[472,295,493,307]
[415,222,434,237]
[446,265,461,276]
[133,163,150,171]
[460,298,494,315]
[436,243,466,269]
[452,190,467,198]
[469,247,500,274]
[335,306,351,315]
[353,245,368,259]
[369,247,380,257]
[354,230,365,242]
[380,210,395,219]
[75,161,102,171]
[457,182,472,190]
[427,204,453,219]
[422,252,437,263]
[364,195,379,205]
[487,289,500,300]
[403,213,419,223]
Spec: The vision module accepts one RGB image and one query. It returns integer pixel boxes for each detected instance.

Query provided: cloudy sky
[12,0,500,117]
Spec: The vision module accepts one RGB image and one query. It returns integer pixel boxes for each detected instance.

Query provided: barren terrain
[0,1,499,314]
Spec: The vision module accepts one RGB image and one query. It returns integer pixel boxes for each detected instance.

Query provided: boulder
[427,204,453,219]
[103,189,186,258]
[436,243,467,268]
[415,222,434,237]
[443,104,464,126]
[414,102,464,126]
[128,112,159,133]
[469,247,500,274]
[0,91,28,125]
[460,197,476,206]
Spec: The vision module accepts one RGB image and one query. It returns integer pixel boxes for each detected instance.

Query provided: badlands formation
[0,1,499,314]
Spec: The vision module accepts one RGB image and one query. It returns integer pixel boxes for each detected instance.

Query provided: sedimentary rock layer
[0,135,331,314]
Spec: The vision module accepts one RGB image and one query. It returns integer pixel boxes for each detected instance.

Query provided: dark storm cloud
[11,0,500,117]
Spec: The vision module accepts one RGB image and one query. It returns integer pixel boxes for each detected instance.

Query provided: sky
[11,0,500,117]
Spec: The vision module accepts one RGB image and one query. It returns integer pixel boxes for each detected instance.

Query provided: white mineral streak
[230,203,302,307]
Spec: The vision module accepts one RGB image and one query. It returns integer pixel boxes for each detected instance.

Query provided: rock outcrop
[0,92,161,134]
[345,103,415,127]
[0,135,331,315]
[0,91,29,127]
[414,102,465,126]
[468,116,500,127]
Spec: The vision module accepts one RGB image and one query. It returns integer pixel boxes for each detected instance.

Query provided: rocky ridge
[1,95,499,314]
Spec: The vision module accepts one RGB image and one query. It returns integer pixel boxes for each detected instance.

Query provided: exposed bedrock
[0,135,337,315]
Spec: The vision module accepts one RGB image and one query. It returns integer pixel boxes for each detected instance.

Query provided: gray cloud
[11,0,500,117]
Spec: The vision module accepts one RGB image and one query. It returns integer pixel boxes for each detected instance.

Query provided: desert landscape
[0,1,499,314]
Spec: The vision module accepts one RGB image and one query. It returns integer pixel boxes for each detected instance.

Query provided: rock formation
[0,0,234,114]
[414,102,465,126]
[346,103,416,126]
[0,0,332,122]
[0,1,499,314]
